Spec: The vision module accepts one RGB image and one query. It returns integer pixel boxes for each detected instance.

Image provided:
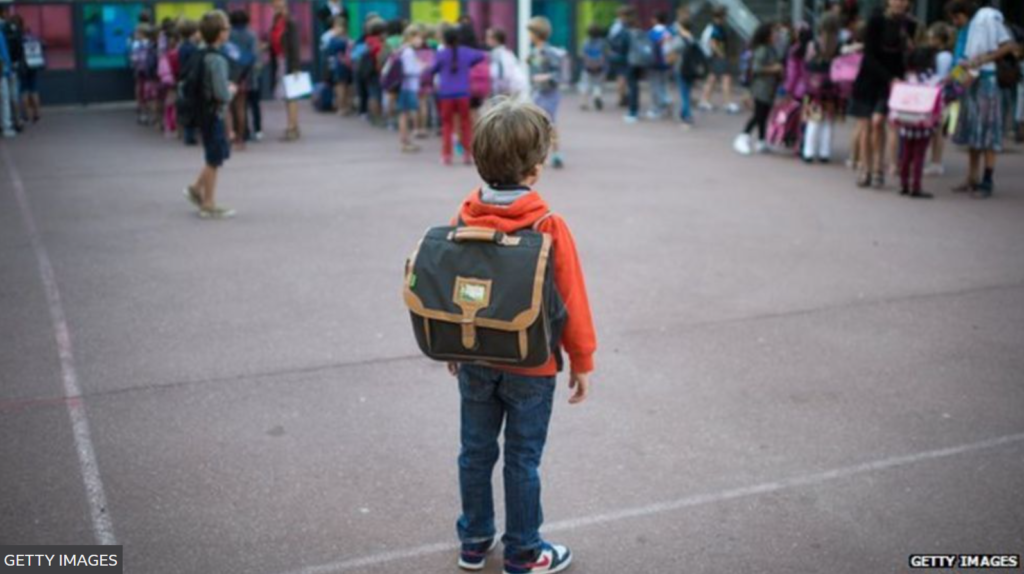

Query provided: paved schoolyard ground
[1,96,1023,573]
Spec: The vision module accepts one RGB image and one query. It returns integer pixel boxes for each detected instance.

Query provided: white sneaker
[2,130,15,138]
[754,141,769,154]
[697,101,714,112]
[923,163,945,176]
[623,115,638,124]
[725,102,742,115]
[733,133,752,155]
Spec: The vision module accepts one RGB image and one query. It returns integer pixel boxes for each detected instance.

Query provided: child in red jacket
[450,97,596,574]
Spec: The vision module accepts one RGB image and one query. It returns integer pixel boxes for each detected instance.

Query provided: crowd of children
[116,0,1022,221]
[313,12,564,166]
[728,0,1021,201]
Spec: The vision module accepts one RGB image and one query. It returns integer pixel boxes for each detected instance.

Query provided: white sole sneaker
[458,538,498,571]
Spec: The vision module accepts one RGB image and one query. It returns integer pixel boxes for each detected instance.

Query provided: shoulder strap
[531,211,554,231]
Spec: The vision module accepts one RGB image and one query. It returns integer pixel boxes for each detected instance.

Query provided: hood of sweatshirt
[457,188,550,233]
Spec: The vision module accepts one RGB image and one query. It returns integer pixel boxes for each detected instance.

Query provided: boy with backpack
[182,10,235,220]
[578,24,608,111]
[403,97,595,574]
[667,6,704,128]
[527,17,567,168]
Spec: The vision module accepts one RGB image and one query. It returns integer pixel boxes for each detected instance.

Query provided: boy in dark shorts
[450,98,596,574]
[184,10,235,219]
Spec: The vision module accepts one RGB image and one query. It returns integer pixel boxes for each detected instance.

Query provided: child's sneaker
[198,205,236,220]
[697,100,714,112]
[725,102,741,115]
[594,97,603,111]
[732,133,752,155]
[923,163,945,176]
[458,538,498,571]
[503,542,572,574]
[183,185,202,208]
[622,115,638,124]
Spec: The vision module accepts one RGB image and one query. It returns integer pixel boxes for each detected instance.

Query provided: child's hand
[447,362,459,376]
[568,371,590,405]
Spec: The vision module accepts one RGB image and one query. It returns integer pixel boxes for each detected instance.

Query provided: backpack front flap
[404,225,553,366]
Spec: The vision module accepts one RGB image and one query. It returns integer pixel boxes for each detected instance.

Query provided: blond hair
[527,16,552,41]
[473,98,553,186]
[403,23,420,42]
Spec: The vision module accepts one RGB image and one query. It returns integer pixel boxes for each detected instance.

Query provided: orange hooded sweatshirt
[457,188,596,376]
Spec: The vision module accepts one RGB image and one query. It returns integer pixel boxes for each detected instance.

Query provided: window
[83,3,146,69]
[12,4,75,70]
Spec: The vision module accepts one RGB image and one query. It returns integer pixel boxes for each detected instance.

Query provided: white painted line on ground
[282,431,1024,574]
[2,145,118,546]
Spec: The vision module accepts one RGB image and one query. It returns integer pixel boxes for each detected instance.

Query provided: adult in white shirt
[947,0,1018,197]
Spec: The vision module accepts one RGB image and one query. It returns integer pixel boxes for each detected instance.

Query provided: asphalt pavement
[1,96,1022,573]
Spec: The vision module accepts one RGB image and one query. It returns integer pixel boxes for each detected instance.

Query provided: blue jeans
[626,66,642,117]
[676,73,693,122]
[648,68,669,115]
[457,364,556,558]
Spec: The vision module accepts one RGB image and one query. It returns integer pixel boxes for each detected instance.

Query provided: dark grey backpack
[403,218,566,368]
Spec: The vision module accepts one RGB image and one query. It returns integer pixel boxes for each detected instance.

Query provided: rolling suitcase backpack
[403,216,566,368]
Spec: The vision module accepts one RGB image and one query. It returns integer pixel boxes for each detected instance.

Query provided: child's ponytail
[443,26,460,73]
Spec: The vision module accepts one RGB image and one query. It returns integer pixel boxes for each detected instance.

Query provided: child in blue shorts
[183,11,235,220]
[397,25,424,152]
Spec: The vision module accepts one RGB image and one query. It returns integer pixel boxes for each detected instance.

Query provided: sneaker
[623,115,638,124]
[679,120,693,132]
[754,141,769,154]
[697,100,714,112]
[923,163,945,176]
[504,542,572,574]
[594,97,604,111]
[198,206,236,220]
[645,109,662,120]
[401,143,421,153]
[971,179,994,199]
[733,133,752,155]
[725,102,742,115]
[183,186,202,208]
[552,155,564,169]
[458,538,498,571]
[2,130,15,139]
[254,131,264,142]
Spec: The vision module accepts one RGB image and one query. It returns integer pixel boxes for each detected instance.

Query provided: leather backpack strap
[531,211,555,231]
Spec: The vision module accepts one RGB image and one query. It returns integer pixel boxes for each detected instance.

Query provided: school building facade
[5,0,1019,106]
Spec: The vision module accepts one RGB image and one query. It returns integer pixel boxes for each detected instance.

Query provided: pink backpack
[766,99,802,148]
[469,57,491,100]
[887,81,942,129]
[829,53,862,99]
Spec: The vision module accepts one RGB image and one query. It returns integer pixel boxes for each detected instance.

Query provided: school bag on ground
[403,217,566,368]
[887,81,942,129]
[312,81,335,111]
[627,29,655,68]
[23,36,45,70]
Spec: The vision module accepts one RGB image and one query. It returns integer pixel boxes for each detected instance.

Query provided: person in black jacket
[849,0,916,189]
[270,0,302,141]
